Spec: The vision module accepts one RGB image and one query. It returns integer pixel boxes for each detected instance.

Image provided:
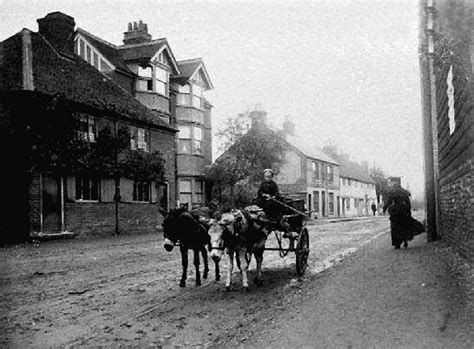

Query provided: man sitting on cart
[256,169,296,239]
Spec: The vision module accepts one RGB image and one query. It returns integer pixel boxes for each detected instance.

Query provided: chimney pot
[128,22,132,31]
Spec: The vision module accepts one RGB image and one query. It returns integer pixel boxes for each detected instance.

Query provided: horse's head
[208,219,225,262]
[160,207,187,252]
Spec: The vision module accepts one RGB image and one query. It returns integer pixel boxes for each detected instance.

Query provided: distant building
[419,0,473,259]
[322,146,377,217]
[278,118,340,218]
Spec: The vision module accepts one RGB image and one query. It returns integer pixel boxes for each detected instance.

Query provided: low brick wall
[65,202,163,236]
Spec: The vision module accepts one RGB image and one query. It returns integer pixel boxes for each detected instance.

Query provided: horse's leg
[193,248,201,286]
[238,248,250,291]
[201,246,209,279]
[254,250,264,286]
[215,259,220,281]
[225,251,234,291]
[179,246,188,287]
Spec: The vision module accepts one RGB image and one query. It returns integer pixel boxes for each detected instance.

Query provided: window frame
[130,126,150,152]
[78,114,98,143]
[133,181,151,203]
[75,175,100,202]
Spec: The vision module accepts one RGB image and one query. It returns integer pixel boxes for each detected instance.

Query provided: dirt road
[1,217,400,347]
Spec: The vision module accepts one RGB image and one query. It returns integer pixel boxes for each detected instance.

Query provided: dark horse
[160,206,220,287]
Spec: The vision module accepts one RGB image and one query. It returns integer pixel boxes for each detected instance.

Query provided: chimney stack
[250,106,267,128]
[37,12,75,55]
[123,19,152,45]
[282,115,295,136]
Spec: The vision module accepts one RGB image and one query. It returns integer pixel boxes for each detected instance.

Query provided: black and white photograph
[0,0,472,347]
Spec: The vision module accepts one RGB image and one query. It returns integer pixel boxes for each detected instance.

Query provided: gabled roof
[75,28,133,75]
[285,135,339,165]
[324,152,375,184]
[118,39,180,74]
[172,58,214,90]
[0,29,176,131]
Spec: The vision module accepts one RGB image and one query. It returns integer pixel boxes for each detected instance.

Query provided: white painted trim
[21,29,34,90]
[74,33,116,71]
[151,45,180,74]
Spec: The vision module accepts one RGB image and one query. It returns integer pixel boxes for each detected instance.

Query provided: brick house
[0,12,178,241]
[76,20,214,209]
[420,0,473,260]
[277,117,340,219]
[322,146,377,217]
[219,110,340,218]
[172,59,214,207]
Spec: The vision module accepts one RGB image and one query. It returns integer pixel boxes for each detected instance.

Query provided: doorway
[42,175,61,232]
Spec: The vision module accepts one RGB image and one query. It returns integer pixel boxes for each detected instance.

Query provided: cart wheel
[296,227,309,276]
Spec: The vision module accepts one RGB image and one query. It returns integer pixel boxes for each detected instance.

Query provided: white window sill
[75,199,100,203]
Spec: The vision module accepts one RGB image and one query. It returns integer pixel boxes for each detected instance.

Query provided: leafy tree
[369,167,390,205]
[207,111,286,207]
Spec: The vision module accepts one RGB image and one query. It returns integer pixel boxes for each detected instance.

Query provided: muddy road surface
[1,217,389,347]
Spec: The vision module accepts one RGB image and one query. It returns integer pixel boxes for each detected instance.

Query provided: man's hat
[263,168,273,176]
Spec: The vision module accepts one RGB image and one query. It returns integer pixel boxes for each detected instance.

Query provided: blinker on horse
[160,207,220,287]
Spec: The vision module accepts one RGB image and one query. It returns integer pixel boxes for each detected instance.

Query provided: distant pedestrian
[371,202,377,216]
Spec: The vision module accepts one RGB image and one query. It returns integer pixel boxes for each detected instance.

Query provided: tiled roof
[326,153,375,184]
[118,39,167,61]
[0,31,23,90]
[1,30,176,131]
[76,28,132,74]
[173,58,214,90]
[285,135,339,165]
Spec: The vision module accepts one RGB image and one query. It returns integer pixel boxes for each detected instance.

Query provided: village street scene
[0,0,473,348]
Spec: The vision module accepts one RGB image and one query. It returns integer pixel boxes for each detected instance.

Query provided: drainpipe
[60,176,65,231]
[419,0,439,241]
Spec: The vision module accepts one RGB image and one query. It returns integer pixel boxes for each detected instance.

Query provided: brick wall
[150,129,176,206]
[65,201,163,236]
[438,158,473,261]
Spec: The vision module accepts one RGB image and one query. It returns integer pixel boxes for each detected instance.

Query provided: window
[130,126,150,151]
[354,199,358,208]
[194,180,204,205]
[78,115,97,142]
[155,67,169,96]
[137,66,153,91]
[178,125,202,155]
[179,180,192,205]
[193,127,202,155]
[346,198,350,210]
[328,165,334,183]
[133,181,150,202]
[321,164,326,181]
[76,176,99,201]
[176,83,203,109]
[328,193,334,214]
[313,191,319,213]
[178,125,192,154]
[312,162,319,180]
[192,84,202,109]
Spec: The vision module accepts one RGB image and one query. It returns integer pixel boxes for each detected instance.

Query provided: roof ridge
[177,57,203,64]
[117,38,167,49]
[76,27,117,49]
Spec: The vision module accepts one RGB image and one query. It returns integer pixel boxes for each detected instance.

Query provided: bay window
[178,125,192,154]
[179,180,192,205]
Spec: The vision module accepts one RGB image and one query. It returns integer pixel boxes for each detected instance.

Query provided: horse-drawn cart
[260,195,310,276]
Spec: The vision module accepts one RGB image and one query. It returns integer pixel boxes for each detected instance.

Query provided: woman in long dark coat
[383,183,413,249]
[257,169,281,221]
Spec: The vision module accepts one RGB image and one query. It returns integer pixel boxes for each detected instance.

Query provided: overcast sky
[0,0,424,198]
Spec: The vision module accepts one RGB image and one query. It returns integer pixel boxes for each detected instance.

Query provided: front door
[42,175,61,233]
[322,191,326,217]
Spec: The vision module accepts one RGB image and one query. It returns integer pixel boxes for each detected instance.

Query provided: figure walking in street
[371,202,377,216]
[383,180,413,249]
